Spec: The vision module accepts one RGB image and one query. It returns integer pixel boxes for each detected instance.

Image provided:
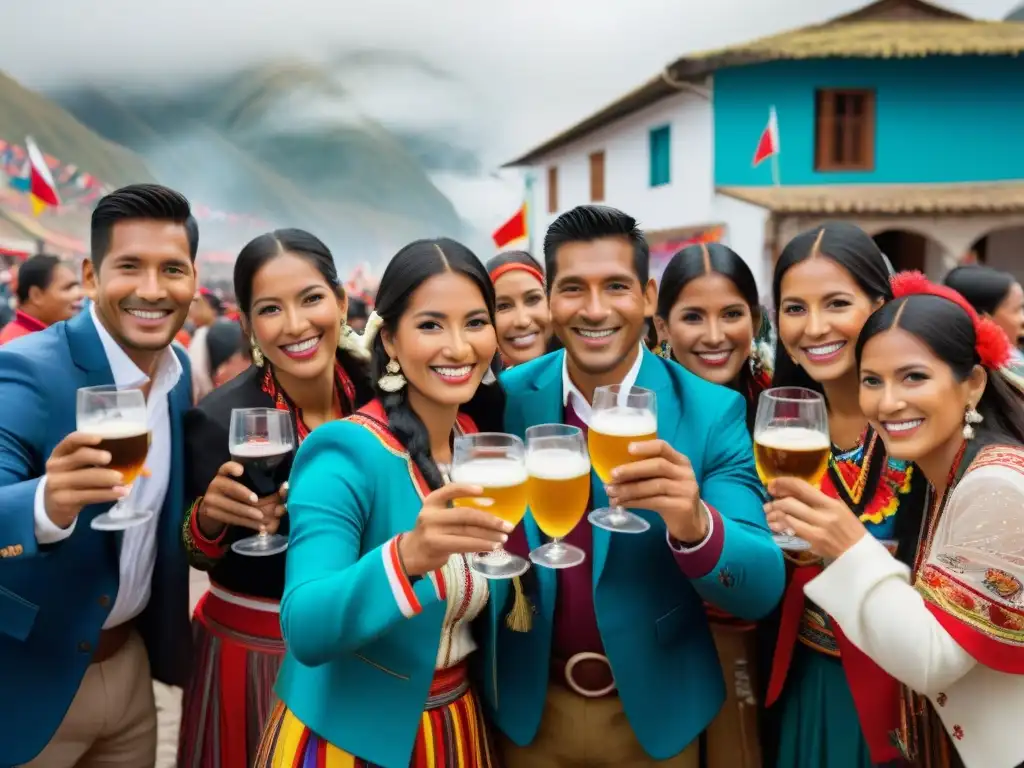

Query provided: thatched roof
[716,182,1024,215]
[666,21,1024,81]
[504,0,1018,167]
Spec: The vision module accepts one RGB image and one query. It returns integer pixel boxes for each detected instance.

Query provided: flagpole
[771,152,781,187]
[524,171,536,256]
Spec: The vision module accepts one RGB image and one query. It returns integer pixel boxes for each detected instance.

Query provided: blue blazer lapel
[66,310,115,387]
[592,349,677,584]
[65,312,121,546]
[159,380,188,553]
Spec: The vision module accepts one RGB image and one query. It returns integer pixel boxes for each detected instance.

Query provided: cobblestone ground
[155,569,208,768]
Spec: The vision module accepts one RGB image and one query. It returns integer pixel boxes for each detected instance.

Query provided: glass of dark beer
[76,384,152,531]
[753,387,830,551]
[229,408,295,557]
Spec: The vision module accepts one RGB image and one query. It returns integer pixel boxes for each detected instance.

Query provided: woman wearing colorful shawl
[767,272,1024,768]
[652,242,772,767]
[176,229,373,768]
[766,225,929,768]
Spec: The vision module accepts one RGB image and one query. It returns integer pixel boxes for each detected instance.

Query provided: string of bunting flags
[0,138,269,227]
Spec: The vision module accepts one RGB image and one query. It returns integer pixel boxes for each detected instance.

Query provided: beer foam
[450,457,528,487]
[81,421,148,439]
[231,441,293,458]
[590,407,657,437]
[754,426,830,451]
[526,448,591,480]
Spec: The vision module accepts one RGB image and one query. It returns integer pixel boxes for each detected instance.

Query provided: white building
[505,80,770,290]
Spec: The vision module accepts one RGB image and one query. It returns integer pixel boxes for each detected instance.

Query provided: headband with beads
[890,271,1012,370]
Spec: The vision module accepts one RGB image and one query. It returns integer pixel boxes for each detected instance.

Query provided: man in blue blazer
[480,205,785,767]
[0,185,199,767]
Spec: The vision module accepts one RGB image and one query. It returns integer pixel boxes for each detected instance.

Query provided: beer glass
[753,387,830,552]
[525,424,590,569]
[588,385,658,534]
[451,432,530,579]
[76,384,152,531]
[229,408,295,557]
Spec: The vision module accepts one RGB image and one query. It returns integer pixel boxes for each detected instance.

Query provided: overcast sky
[2,0,1015,235]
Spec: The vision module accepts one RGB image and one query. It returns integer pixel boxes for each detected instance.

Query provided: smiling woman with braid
[256,238,513,768]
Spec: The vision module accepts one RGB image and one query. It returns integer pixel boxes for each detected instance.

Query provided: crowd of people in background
[3,184,1024,768]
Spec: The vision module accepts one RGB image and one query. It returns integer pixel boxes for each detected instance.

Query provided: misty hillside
[0,70,155,187]
[47,61,468,261]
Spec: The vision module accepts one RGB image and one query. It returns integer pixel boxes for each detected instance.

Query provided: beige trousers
[500,683,699,768]
[21,631,157,768]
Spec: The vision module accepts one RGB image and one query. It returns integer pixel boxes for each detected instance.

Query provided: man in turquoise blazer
[0,185,198,767]
[478,205,784,767]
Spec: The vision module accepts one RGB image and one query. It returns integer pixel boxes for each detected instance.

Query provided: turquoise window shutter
[649,125,671,187]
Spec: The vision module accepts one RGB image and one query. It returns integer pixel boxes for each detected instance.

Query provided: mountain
[49,61,468,263]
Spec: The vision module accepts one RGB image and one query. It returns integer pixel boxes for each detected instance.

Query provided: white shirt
[560,343,644,425]
[33,305,182,629]
[561,344,714,550]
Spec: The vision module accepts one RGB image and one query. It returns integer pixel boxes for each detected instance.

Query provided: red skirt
[177,585,285,768]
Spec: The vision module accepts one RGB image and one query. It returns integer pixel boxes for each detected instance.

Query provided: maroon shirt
[551,401,605,658]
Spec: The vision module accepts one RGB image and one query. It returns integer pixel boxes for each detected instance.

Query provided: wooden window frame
[649,125,672,187]
[589,150,606,202]
[547,165,559,213]
[814,88,876,172]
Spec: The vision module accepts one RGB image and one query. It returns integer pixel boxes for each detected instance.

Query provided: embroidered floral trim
[821,431,915,525]
[916,564,1024,644]
[182,497,227,568]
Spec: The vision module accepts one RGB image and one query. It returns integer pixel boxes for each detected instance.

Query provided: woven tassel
[505,575,533,632]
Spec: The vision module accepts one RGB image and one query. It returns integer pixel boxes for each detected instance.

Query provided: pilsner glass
[588,384,658,534]
[229,408,296,557]
[525,424,590,569]
[451,432,530,579]
[77,384,152,531]
[753,387,830,552]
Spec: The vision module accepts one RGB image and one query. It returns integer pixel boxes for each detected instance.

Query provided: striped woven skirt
[255,662,498,768]
[177,585,285,768]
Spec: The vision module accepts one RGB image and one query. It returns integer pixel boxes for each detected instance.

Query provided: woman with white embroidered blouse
[765,271,1024,768]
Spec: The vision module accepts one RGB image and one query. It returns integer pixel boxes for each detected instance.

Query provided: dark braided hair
[370,238,505,491]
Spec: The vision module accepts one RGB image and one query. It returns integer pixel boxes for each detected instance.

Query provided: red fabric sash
[767,564,903,764]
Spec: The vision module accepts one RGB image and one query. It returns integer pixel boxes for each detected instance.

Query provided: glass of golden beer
[753,387,830,552]
[451,432,530,579]
[525,424,590,569]
[77,384,152,531]
[588,384,658,534]
[229,408,296,557]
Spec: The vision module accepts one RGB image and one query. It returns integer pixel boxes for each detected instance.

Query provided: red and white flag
[752,106,780,167]
[25,136,60,216]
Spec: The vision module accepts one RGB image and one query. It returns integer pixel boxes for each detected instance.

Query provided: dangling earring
[250,334,265,368]
[378,358,406,392]
[963,405,983,440]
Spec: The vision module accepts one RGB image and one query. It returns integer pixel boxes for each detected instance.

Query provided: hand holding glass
[229,408,295,557]
[451,432,530,579]
[588,385,657,534]
[77,384,152,531]
[525,424,590,568]
[753,387,830,552]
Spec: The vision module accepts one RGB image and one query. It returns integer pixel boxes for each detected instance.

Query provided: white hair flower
[338,310,384,361]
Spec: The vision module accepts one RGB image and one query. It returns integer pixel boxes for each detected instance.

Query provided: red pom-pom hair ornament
[889,270,1012,369]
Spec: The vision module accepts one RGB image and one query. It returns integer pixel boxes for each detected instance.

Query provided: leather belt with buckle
[551,652,617,698]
